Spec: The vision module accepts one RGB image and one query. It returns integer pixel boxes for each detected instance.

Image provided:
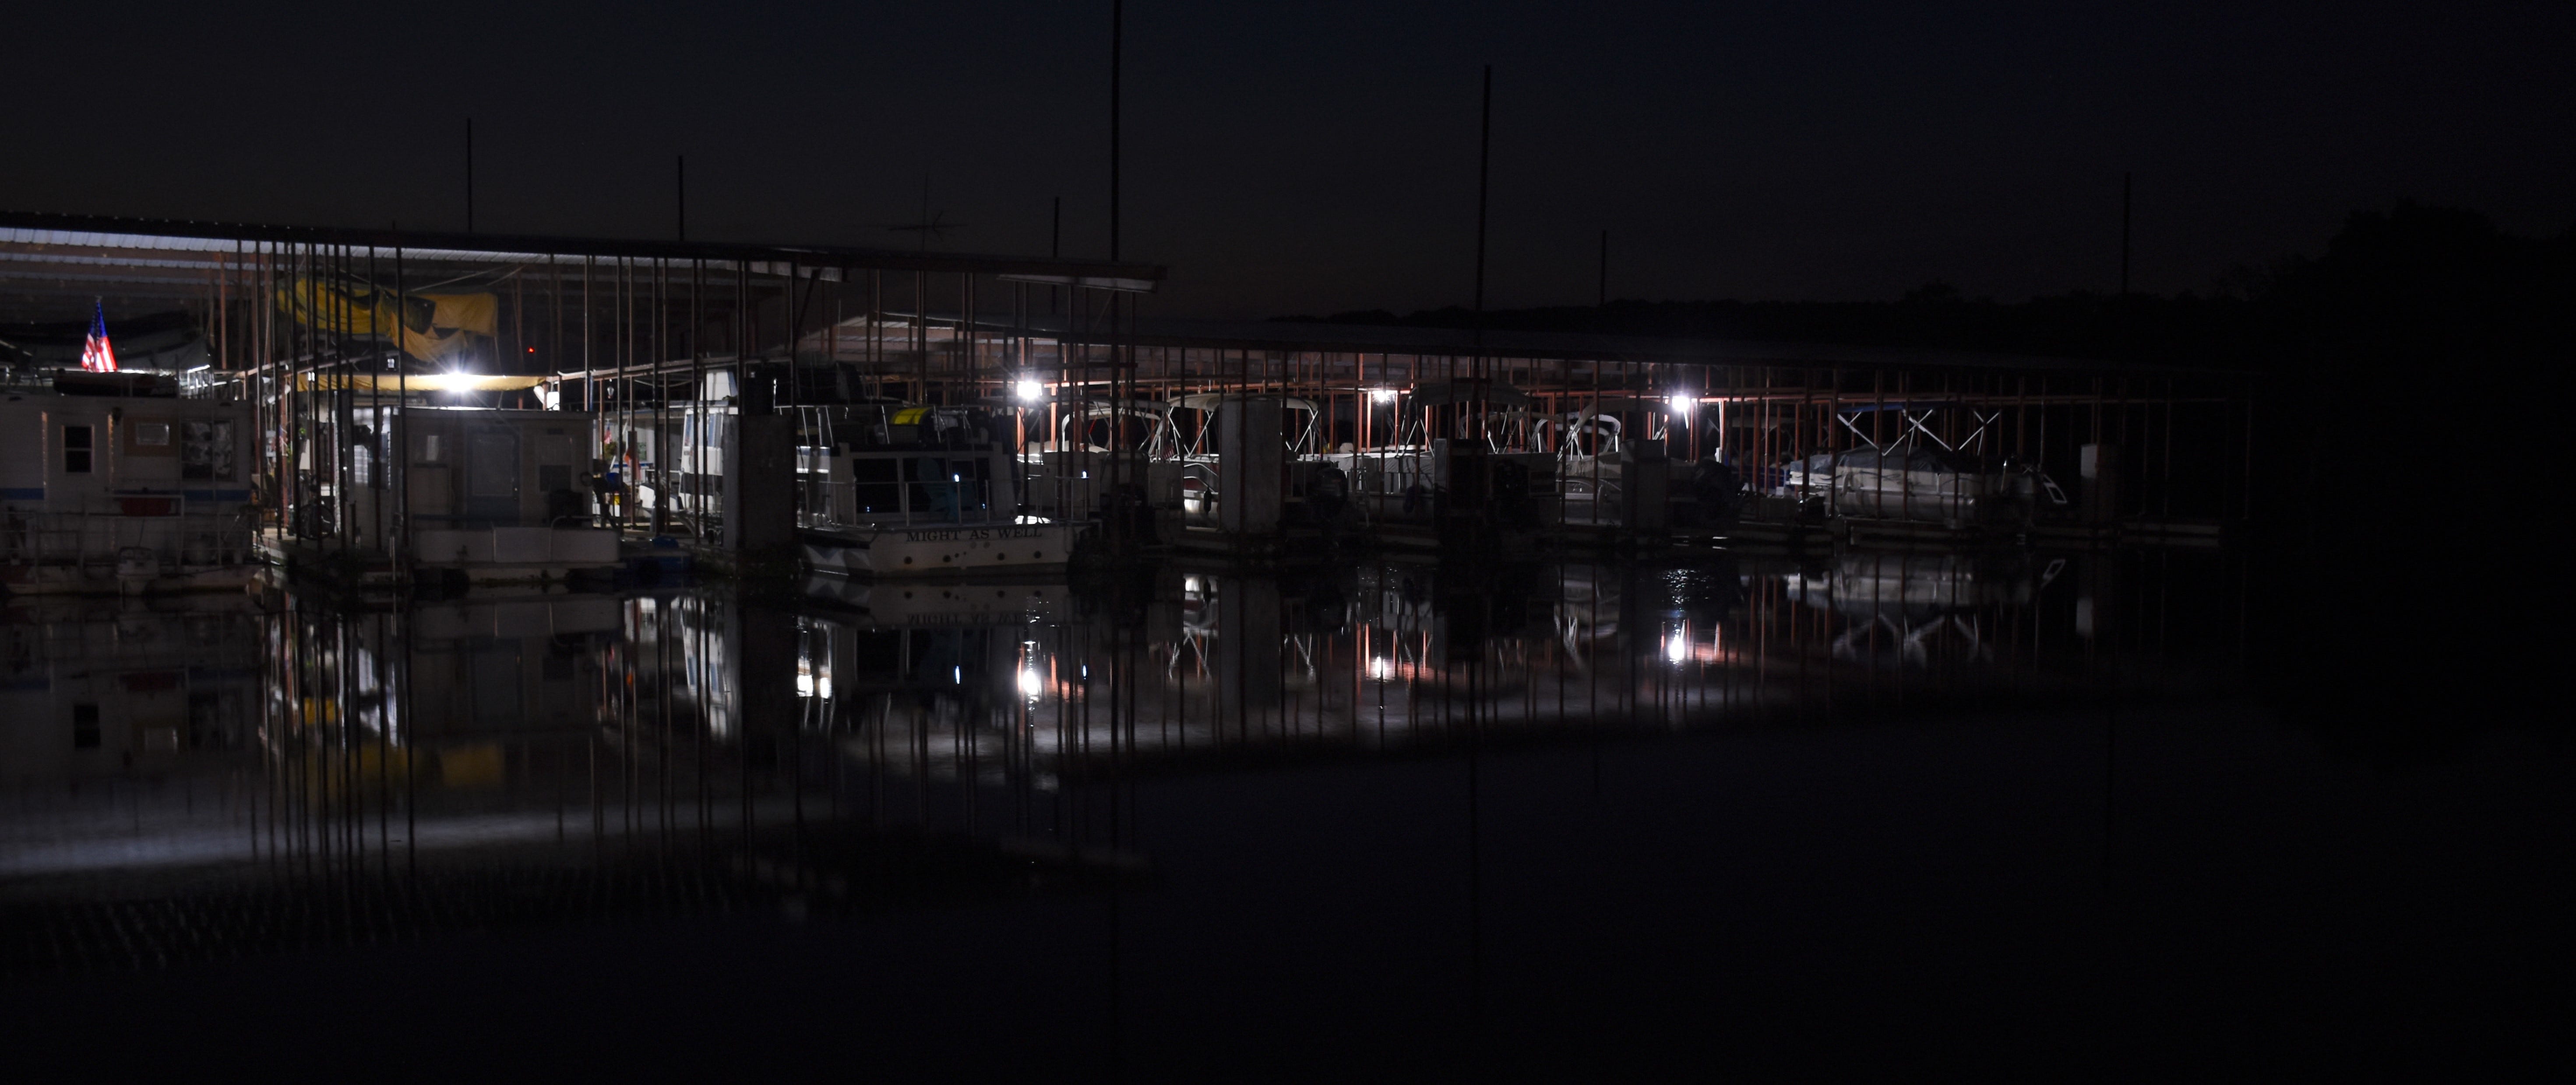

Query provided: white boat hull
[802,521,1075,578]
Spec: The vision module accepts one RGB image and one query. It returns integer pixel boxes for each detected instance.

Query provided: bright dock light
[1014,378,1046,403]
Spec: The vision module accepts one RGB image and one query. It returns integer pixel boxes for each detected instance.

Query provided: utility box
[1217,396,1283,534]
[724,413,796,556]
[1434,438,1491,548]
[1621,439,1669,532]
[1436,439,1488,511]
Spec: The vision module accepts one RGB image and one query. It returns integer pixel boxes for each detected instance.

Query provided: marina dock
[4,211,2249,600]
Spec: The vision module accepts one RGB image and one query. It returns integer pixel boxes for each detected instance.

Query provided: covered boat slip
[3,211,2244,590]
[744,312,2250,554]
[527,245,2248,559]
[0,212,1161,587]
[668,301,2245,551]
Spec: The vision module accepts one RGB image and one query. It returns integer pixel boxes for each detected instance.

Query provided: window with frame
[849,456,901,515]
[182,420,236,481]
[906,456,990,519]
[62,425,92,473]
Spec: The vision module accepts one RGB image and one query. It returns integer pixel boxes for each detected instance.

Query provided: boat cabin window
[850,457,902,515]
[839,453,994,518]
[63,425,92,474]
[419,434,444,463]
[907,456,990,518]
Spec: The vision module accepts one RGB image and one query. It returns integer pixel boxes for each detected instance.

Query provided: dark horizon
[9,2,2571,318]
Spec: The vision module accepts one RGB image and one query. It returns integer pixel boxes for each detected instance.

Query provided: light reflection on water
[0,549,2238,974]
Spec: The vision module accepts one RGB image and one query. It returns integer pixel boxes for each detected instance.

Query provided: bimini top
[1809,446,1986,473]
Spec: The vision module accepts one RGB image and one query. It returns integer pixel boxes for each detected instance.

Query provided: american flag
[79,300,118,372]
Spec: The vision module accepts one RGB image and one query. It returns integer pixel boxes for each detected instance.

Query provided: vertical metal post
[692,258,706,535]
[1472,65,1492,386]
[394,246,408,573]
[654,255,668,535]
[582,256,595,434]
[1110,0,1122,262]
[335,244,356,554]
[2120,172,2132,297]
[366,246,384,560]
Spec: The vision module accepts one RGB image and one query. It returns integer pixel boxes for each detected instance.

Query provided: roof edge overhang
[0,210,1165,290]
[853,313,2253,378]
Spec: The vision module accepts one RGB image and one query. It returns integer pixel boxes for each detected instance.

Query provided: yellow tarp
[277,276,498,364]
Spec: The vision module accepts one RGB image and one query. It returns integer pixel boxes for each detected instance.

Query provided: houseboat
[0,371,260,595]
[271,379,620,587]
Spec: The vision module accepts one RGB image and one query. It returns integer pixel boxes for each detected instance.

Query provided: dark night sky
[8,2,2570,317]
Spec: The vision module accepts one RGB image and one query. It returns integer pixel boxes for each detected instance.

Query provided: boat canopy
[1832,446,1982,473]
[1403,381,1530,408]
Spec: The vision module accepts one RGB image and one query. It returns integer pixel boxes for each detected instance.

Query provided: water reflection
[820,550,2227,792]
[1,547,2237,974]
[1783,551,2060,667]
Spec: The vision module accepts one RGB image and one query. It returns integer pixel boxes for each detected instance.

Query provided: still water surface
[2,551,2562,1074]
